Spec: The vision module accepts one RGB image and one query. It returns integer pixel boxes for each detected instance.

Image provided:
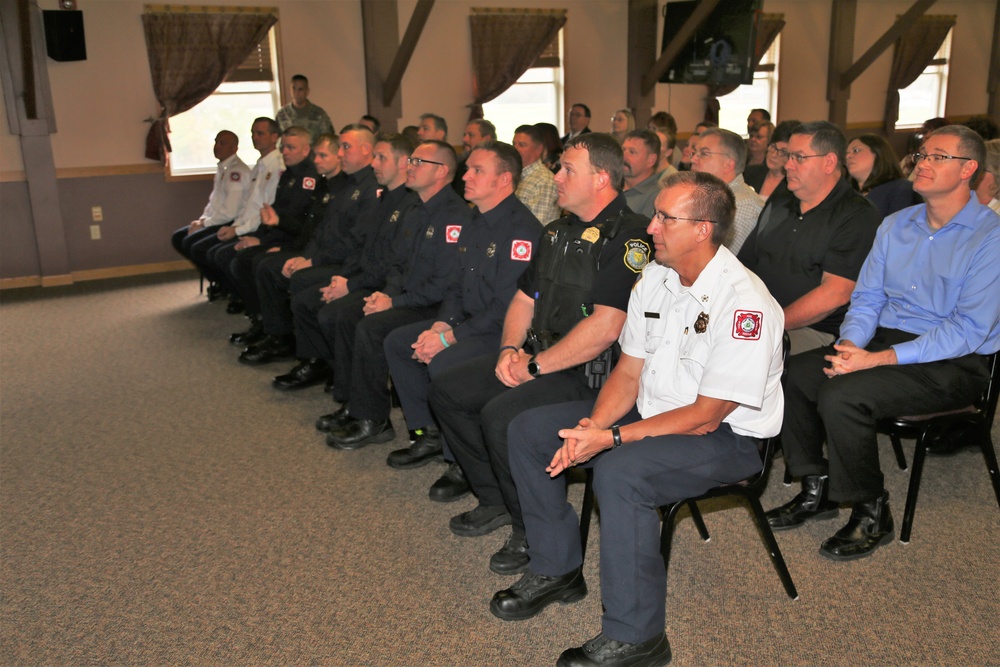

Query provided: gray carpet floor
[1,271,998,666]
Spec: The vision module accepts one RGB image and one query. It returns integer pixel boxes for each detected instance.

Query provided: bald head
[214,130,239,161]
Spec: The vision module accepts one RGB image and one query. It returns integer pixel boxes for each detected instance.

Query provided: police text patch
[624,239,651,274]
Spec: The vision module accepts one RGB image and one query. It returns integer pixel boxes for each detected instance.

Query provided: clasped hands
[824,340,895,377]
[546,417,612,478]
[410,322,452,364]
[363,291,392,315]
[494,348,534,388]
[320,276,349,303]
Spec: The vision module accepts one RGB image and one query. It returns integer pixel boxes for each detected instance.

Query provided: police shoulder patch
[623,239,651,274]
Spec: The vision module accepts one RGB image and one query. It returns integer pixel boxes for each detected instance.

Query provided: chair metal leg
[890,434,908,470]
[743,491,799,600]
[900,433,929,543]
[579,470,595,562]
[659,503,686,573]
[688,501,710,542]
[979,437,1000,510]
[199,271,205,294]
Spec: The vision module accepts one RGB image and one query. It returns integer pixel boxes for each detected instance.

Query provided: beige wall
[4,0,994,174]
[1,0,995,281]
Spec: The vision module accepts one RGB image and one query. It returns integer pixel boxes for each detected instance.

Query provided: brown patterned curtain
[468,8,567,120]
[882,15,955,135]
[704,13,785,124]
[142,8,278,162]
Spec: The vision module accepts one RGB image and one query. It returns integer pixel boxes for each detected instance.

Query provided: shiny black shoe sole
[767,507,839,532]
[490,580,587,621]
[819,529,895,562]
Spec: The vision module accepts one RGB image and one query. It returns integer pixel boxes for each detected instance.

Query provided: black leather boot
[765,474,840,530]
[819,490,894,561]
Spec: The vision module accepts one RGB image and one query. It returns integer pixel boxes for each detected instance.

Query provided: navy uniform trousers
[336,307,438,420]
[171,225,218,261]
[384,321,501,459]
[290,289,372,369]
[508,400,762,644]
[782,327,990,504]
[254,252,337,337]
[428,355,598,531]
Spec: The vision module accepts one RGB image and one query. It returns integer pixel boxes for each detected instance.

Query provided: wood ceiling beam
[839,0,938,89]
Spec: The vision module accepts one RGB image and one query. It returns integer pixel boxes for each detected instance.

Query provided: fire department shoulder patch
[511,240,532,261]
[230,172,241,181]
[302,177,316,190]
[446,225,461,243]
[732,310,763,340]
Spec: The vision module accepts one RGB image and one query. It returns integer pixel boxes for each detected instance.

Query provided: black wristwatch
[527,355,542,378]
[611,425,622,449]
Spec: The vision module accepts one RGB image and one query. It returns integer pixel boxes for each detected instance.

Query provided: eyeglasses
[910,153,972,165]
[785,153,828,165]
[652,210,718,225]
[767,145,789,159]
[407,157,445,167]
[694,149,731,160]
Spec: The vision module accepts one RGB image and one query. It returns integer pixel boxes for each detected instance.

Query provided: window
[482,31,563,143]
[718,33,780,137]
[167,29,280,177]
[895,29,951,129]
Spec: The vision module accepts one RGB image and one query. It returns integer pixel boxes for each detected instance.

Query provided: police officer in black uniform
[273,134,419,390]
[428,133,652,576]
[239,125,380,364]
[383,141,543,474]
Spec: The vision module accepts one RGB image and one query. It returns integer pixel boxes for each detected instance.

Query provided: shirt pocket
[677,337,711,396]
[644,315,668,354]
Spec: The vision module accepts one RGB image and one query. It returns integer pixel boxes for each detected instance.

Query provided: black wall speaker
[43,10,87,62]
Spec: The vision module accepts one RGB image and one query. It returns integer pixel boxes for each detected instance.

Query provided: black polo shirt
[738,178,880,336]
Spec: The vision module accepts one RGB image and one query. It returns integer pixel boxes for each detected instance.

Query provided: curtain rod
[471,7,566,16]
[144,5,277,14]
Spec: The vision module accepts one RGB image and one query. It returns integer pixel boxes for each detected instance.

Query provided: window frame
[894,29,952,131]
[164,23,282,181]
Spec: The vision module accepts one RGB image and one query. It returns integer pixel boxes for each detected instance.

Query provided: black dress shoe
[226,298,245,314]
[326,419,396,450]
[315,404,351,433]
[429,462,471,503]
[819,490,894,561]
[765,474,840,531]
[386,428,443,469]
[272,359,330,390]
[238,336,295,365]
[557,632,672,667]
[450,503,512,537]
[490,529,529,575]
[229,317,265,346]
[206,283,227,302]
[490,567,587,621]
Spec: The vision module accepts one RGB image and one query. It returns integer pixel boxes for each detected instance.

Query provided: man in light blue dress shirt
[765,125,1000,562]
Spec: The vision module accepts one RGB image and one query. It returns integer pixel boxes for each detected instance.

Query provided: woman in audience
[847,134,920,218]
[746,121,773,167]
[744,119,800,201]
[610,109,634,144]
[975,138,1000,215]
[534,122,562,173]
